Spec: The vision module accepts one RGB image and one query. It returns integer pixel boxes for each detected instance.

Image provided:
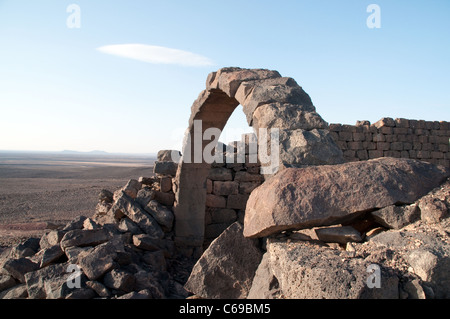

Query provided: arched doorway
[172,67,343,254]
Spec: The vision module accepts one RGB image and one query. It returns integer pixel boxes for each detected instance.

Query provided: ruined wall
[204,141,263,248]
[329,117,450,168]
[153,146,264,249]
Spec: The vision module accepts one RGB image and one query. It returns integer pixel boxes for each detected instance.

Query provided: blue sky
[0,0,449,153]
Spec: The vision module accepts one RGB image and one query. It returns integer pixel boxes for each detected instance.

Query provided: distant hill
[61,150,109,155]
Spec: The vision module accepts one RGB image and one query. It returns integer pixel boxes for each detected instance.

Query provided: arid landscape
[0,151,155,247]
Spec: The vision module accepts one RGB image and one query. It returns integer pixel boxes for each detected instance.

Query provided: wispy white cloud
[96,44,214,67]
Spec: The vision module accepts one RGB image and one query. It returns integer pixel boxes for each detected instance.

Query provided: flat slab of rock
[2,258,39,283]
[315,226,362,244]
[371,204,420,229]
[244,158,449,238]
[60,228,111,250]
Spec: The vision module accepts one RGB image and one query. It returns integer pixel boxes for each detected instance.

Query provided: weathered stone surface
[132,234,169,254]
[118,218,142,235]
[103,269,135,293]
[234,171,264,183]
[373,117,396,128]
[213,181,239,196]
[0,284,28,299]
[154,161,178,176]
[154,191,175,207]
[402,279,426,299]
[40,230,65,250]
[184,222,262,299]
[83,217,100,230]
[9,238,40,259]
[24,262,74,299]
[157,149,181,162]
[371,204,420,229]
[244,158,450,238]
[133,271,165,298]
[227,194,249,210]
[65,287,96,299]
[60,228,111,250]
[160,176,172,193]
[142,250,167,272]
[40,245,65,268]
[2,258,39,283]
[208,167,233,181]
[252,103,328,131]
[65,246,90,264]
[144,200,174,232]
[86,280,111,298]
[418,197,448,224]
[0,274,17,292]
[239,182,261,195]
[117,289,153,299]
[206,67,281,98]
[247,253,281,299]
[174,67,347,248]
[138,176,156,185]
[277,128,344,166]
[95,201,113,217]
[135,187,156,208]
[63,216,88,231]
[315,226,363,244]
[121,179,142,199]
[254,238,400,299]
[205,194,227,208]
[98,189,114,203]
[113,191,164,238]
[368,218,450,298]
[210,208,237,224]
[236,77,316,125]
[77,241,122,281]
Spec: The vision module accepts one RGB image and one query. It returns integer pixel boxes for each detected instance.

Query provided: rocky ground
[0,175,195,299]
[185,159,450,299]
[0,155,449,299]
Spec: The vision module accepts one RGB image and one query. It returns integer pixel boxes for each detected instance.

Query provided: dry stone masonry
[329,118,450,167]
[173,67,344,252]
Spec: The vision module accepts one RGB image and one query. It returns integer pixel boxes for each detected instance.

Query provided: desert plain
[0,151,154,247]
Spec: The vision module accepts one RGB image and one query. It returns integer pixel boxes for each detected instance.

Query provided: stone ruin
[173,67,345,254]
[1,67,450,299]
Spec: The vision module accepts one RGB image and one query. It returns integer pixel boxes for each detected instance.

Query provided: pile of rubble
[0,169,194,299]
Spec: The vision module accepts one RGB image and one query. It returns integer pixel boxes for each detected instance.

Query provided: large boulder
[248,238,400,299]
[2,258,39,283]
[184,222,263,299]
[244,158,449,238]
[60,228,111,250]
[24,262,78,299]
[252,103,328,131]
[277,128,344,166]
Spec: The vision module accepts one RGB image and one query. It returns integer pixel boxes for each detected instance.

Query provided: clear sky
[0,0,449,154]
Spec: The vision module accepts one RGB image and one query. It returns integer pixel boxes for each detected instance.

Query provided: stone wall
[153,144,264,249]
[204,141,264,248]
[329,117,450,168]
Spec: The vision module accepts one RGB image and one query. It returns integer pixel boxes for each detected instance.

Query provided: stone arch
[173,67,344,252]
